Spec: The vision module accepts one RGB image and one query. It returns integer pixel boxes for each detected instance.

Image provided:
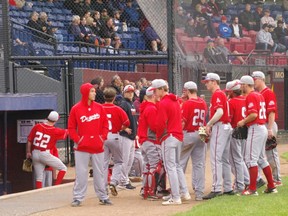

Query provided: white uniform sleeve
[207,108,224,127]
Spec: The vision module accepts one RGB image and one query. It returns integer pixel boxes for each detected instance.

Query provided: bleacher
[176,2,288,65]
[9,0,166,77]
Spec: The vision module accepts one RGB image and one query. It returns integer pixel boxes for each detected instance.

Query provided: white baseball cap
[123,84,135,92]
[201,73,220,83]
[251,71,265,79]
[146,86,154,96]
[184,81,197,90]
[239,75,254,85]
[151,79,167,89]
[225,80,241,91]
[47,111,59,122]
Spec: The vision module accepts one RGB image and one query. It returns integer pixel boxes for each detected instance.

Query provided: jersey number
[192,109,205,126]
[33,132,51,148]
[107,114,112,130]
[241,107,246,118]
[259,102,266,120]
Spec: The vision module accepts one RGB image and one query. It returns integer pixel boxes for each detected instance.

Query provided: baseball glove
[232,126,248,140]
[22,158,33,172]
[198,126,208,142]
[265,136,277,151]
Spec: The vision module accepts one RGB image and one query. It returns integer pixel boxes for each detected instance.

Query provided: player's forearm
[207,108,223,127]
[26,141,32,153]
[267,112,275,130]
[242,113,257,125]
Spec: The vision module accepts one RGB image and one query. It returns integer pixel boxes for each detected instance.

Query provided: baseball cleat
[263,187,278,194]
[202,191,222,200]
[125,183,136,190]
[240,189,258,196]
[99,199,113,205]
[223,190,236,195]
[256,178,266,189]
[274,181,283,187]
[109,184,118,196]
[162,194,171,201]
[181,193,191,201]
[71,200,81,207]
[162,198,182,206]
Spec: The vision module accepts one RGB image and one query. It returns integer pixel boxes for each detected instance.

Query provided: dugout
[0,93,57,195]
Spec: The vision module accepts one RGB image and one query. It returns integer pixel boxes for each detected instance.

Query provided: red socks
[249,166,258,191]
[54,170,66,185]
[36,181,42,189]
[263,166,274,189]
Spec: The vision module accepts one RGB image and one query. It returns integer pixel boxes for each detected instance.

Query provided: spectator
[143,25,166,52]
[230,16,243,39]
[120,0,140,28]
[112,0,126,12]
[91,76,105,104]
[254,5,263,31]
[215,38,246,64]
[65,0,82,16]
[101,8,110,23]
[215,0,227,13]
[111,74,123,96]
[27,11,46,41]
[283,0,288,11]
[268,25,286,53]
[92,11,104,34]
[86,16,105,44]
[275,15,287,29]
[175,6,189,28]
[274,20,288,48]
[193,4,204,20]
[68,15,86,42]
[195,17,213,38]
[218,15,232,39]
[81,0,93,16]
[79,17,103,46]
[38,12,63,42]
[100,17,122,49]
[255,23,277,52]
[185,17,198,37]
[83,10,92,20]
[208,0,222,17]
[239,4,257,31]
[260,9,276,29]
[203,39,227,64]
[139,77,148,88]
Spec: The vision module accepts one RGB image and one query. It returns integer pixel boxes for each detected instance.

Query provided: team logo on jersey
[216,98,221,103]
[268,101,275,106]
[80,113,100,122]
[248,102,254,108]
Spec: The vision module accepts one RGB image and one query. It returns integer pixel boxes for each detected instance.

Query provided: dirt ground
[30,144,288,216]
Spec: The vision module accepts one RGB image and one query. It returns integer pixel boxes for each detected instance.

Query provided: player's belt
[33,148,49,152]
[184,130,196,133]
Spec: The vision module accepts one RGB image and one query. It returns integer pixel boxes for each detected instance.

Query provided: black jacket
[119,98,138,140]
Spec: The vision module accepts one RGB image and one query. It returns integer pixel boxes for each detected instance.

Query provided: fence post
[167,0,175,92]
[67,59,75,166]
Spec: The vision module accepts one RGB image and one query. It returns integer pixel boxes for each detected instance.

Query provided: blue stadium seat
[57,15,66,22]
[128,40,137,49]
[137,40,146,50]
[43,7,52,14]
[23,6,33,12]
[32,7,42,13]
[52,8,62,14]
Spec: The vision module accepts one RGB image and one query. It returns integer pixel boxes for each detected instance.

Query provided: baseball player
[102,87,131,196]
[26,111,68,189]
[137,87,162,199]
[68,83,111,206]
[180,81,207,201]
[251,71,282,186]
[119,85,138,189]
[225,80,250,192]
[202,73,233,200]
[237,75,277,195]
[152,79,190,205]
[42,146,59,187]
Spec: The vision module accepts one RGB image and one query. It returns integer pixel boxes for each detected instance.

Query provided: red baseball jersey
[28,123,68,151]
[102,103,130,133]
[182,97,208,131]
[228,95,246,128]
[245,91,266,126]
[210,89,230,123]
[260,87,278,121]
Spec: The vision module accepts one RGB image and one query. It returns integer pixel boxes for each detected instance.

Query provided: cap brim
[201,79,209,83]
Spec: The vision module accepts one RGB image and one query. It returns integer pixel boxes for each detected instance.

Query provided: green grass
[281,152,288,161]
[175,177,288,216]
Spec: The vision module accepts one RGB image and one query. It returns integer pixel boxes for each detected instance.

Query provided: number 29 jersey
[245,91,266,127]
[182,97,208,132]
[28,123,68,151]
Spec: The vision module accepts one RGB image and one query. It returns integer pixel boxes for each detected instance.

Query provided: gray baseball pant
[162,135,189,200]
[104,133,123,187]
[209,122,232,192]
[120,136,135,185]
[73,151,108,202]
[180,131,206,196]
[265,122,281,181]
